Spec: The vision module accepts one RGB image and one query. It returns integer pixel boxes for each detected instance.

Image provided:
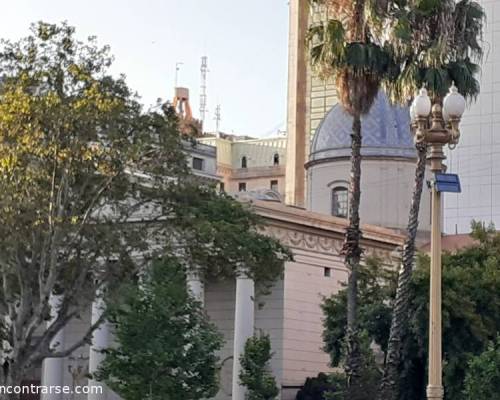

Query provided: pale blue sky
[0,1,290,136]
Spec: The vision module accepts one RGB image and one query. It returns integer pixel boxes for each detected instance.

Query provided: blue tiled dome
[310,91,416,161]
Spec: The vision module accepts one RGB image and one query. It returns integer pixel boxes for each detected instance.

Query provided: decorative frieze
[259,224,400,264]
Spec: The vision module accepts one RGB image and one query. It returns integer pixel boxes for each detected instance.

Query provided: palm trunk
[378,143,427,400]
[343,114,363,397]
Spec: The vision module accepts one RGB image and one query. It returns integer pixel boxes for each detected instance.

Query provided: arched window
[241,156,247,169]
[332,187,348,218]
[273,153,280,166]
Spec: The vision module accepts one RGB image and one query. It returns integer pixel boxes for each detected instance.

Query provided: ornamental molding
[260,224,400,263]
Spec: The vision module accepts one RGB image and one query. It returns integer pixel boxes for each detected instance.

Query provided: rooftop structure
[183,140,219,182]
[198,133,287,198]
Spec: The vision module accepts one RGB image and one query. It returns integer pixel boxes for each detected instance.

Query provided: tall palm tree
[378,2,485,399]
[307,1,397,395]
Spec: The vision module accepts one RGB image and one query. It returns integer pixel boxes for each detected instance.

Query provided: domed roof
[310,91,416,162]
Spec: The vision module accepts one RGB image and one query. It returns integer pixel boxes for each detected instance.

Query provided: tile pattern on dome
[310,91,416,161]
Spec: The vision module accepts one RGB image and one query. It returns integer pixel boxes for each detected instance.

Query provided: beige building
[204,199,404,400]
[37,198,404,400]
[286,0,336,207]
[198,133,287,198]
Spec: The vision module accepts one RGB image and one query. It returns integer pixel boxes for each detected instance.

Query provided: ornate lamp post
[410,84,466,400]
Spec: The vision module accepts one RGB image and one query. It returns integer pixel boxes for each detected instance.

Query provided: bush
[239,334,279,400]
[463,336,500,400]
[295,373,346,400]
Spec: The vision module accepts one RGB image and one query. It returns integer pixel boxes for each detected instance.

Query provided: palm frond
[384,60,420,104]
[307,19,346,80]
[453,0,485,62]
[447,59,481,102]
[381,0,484,104]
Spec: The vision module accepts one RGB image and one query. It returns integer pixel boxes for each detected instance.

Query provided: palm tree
[307,1,397,395]
[378,2,485,399]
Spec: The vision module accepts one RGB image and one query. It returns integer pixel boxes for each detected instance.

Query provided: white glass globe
[443,106,450,122]
[443,83,466,118]
[412,88,431,117]
[410,102,417,122]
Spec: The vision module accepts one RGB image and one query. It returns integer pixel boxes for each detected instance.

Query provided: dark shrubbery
[295,373,345,400]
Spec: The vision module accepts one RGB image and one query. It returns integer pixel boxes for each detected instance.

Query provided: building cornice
[230,165,286,179]
[249,200,404,260]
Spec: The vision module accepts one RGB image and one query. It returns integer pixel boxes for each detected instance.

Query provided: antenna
[175,62,184,87]
[200,56,208,128]
[214,104,221,133]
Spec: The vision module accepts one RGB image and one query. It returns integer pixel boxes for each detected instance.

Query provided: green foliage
[308,0,485,107]
[322,257,397,367]
[167,185,293,291]
[322,224,500,400]
[405,223,500,400]
[239,334,279,400]
[96,258,223,400]
[383,0,485,103]
[295,372,345,400]
[415,0,442,15]
[463,336,500,400]
[0,21,190,381]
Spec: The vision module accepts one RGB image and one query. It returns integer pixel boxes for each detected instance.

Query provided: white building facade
[443,0,500,233]
[36,200,403,400]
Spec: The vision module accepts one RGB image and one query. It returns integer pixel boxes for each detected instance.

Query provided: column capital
[186,269,205,305]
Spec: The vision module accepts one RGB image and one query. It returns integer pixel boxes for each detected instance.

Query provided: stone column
[88,295,109,400]
[285,0,309,207]
[187,270,205,306]
[231,273,255,400]
[41,295,65,400]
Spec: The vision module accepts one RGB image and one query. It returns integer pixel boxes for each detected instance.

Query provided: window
[241,156,247,169]
[332,187,348,218]
[220,182,225,192]
[324,267,332,277]
[192,157,204,171]
[273,153,280,166]
[239,182,247,192]
[270,180,278,191]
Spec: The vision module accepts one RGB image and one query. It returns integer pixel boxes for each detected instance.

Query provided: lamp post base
[426,385,444,400]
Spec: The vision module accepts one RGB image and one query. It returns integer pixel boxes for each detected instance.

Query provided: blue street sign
[434,173,461,193]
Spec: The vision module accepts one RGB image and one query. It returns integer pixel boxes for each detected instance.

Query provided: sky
[0,0,290,137]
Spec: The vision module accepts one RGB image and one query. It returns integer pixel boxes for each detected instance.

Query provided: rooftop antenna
[175,62,184,87]
[214,104,221,133]
[200,56,209,129]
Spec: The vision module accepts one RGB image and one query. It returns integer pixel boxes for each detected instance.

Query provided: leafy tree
[322,257,396,368]
[322,223,500,400]
[0,21,291,392]
[166,185,292,292]
[239,334,279,400]
[306,2,398,393]
[463,336,500,400]
[0,22,187,388]
[96,258,222,400]
[295,372,345,400]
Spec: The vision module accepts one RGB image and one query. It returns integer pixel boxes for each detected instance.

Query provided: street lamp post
[411,84,466,400]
